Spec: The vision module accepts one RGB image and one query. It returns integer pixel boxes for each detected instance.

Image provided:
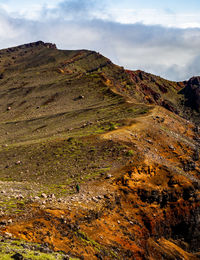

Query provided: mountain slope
[0,41,199,260]
[125,70,200,123]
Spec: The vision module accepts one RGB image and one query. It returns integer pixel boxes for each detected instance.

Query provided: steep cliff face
[126,70,183,110]
[0,42,199,259]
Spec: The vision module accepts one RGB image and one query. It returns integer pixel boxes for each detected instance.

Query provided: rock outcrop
[181,76,200,111]
[0,41,57,55]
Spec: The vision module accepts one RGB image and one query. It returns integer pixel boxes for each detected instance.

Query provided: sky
[0,0,200,81]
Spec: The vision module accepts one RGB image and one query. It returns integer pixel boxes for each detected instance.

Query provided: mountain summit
[0,41,57,53]
[0,42,199,260]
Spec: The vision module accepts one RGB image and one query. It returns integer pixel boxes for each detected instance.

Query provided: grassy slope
[0,46,150,144]
[0,43,151,209]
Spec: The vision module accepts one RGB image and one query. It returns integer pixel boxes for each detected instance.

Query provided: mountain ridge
[0,41,57,53]
[0,42,199,260]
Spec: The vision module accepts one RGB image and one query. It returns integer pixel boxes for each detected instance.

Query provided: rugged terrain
[0,41,199,259]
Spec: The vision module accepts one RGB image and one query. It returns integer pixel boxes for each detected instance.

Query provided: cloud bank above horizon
[0,0,200,81]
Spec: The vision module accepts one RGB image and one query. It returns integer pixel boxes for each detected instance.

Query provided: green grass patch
[0,236,77,260]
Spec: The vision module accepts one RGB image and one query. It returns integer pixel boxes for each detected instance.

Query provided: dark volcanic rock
[181,76,200,111]
[0,41,57,55]
[11,253,23,260]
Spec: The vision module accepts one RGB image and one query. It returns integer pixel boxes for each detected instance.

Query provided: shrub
[126,150,134,156]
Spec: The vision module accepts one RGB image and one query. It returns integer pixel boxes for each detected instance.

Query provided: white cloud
[0,1,200,81]
[105,8,200,29]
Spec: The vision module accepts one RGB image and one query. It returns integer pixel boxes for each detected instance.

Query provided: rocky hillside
[0,41,199,260]
[125,70,200,123]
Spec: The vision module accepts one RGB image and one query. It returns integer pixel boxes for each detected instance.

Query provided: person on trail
[76,183,80,193]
